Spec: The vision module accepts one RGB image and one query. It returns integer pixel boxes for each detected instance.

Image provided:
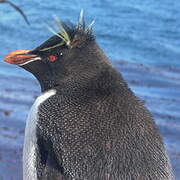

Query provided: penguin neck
[55,65,120,100]
[39,79,55,92]
[22,60,56,92]
[52,42,122,98]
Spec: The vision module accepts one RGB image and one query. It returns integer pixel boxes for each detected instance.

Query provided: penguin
[4,12,174,180]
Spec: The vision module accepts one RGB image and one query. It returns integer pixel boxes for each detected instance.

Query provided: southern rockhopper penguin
[4,12,174,180]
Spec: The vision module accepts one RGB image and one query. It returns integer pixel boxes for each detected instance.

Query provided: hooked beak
[4,49,41,66]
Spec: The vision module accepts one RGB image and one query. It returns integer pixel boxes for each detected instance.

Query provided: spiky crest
[44,10,95,51]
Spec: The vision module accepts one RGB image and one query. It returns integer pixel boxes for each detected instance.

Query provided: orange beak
[4,49,39,65]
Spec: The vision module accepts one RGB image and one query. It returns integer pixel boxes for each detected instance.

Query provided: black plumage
[4,12,174,180]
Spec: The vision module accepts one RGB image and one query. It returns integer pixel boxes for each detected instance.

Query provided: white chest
[23,89,56,180]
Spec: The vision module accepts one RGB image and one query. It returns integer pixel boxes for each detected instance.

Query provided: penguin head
[4,12,104,92]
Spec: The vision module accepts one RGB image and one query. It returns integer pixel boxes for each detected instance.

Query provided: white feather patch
[23,89,56,180]
[19,57,41,66]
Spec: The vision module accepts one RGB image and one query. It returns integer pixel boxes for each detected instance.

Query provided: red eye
[48,55,57,62]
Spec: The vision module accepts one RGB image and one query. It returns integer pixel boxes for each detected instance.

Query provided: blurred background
[0,0,180,179]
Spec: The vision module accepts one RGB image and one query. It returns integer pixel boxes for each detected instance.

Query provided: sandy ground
[0,61,180,180]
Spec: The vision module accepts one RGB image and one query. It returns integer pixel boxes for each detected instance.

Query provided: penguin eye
[48,55,58,62]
